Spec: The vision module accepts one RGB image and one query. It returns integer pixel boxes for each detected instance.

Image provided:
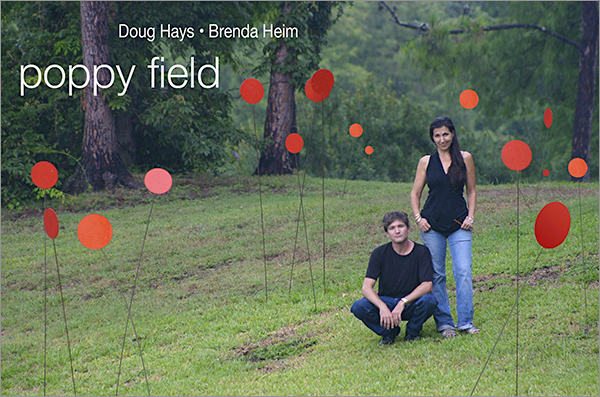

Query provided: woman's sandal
[441,328,457,338]
[459,326,481,335]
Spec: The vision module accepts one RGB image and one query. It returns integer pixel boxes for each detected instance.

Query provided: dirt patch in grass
[472,263,596,292]
[234,323,316,359]
[81,291,105,300]
[228,309,338,371]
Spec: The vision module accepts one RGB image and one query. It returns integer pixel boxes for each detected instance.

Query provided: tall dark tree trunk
[256,2,296,175]
[115,111,136,168]
[65,1,138,193]
[570,1,598,181]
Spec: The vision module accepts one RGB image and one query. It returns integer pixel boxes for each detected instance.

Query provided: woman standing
[410,116,479,338]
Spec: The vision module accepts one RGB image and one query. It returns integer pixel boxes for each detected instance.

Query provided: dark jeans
[351,294,437,338]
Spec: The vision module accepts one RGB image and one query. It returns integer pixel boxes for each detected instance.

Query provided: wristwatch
[401,297,409,305]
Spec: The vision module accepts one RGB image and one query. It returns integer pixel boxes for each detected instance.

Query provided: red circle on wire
[459,89,479,109]
[365,146,374,155]
[501,140,532,171]
[44,208,59,239]
[31,161,59,189]
[305,78,329,102]
[240,78,264,104]
[311,69,334,96]
[77,214,113,250]
[544,108,553,128]
[568,158,588,178]
[145,168,172,194]
[285,133,304,154]
[542,169,550,177]
[349,123,363,138]
[535,201,571,249]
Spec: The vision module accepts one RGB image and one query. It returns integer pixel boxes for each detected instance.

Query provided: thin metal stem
[578,181,589,333]
[289,104,317,294]
[52,239,77,395]
[251,103,268,301]
[321,98,326,295]
[470,248,543,396]
[43,193,48,396]
[516,170,520,396]
[115,197,154,396]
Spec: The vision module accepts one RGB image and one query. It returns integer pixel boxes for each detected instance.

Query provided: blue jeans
[420,228,475,332]
[351,294,437,338]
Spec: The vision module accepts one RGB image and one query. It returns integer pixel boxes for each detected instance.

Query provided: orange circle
[285,133,304,154]
[365,146,374,155]
[459,89,479,109]
[78,214,113,250]
[145,168,172,194]
[311,69,334,96]
[501,140,532,171]
[240,78,264,104]
[544,108,553,128]
[31,161,59,189]
[568,158,588,178]
[349,123,363,138]
[44,208,59,239]
[305,78,329,102]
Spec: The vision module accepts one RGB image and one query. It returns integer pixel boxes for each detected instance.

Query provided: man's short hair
[382,211,410,232]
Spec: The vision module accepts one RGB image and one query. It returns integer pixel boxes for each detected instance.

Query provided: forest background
[1,1,598,207]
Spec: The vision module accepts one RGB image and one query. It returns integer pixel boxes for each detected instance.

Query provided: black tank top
[420,151,468,237]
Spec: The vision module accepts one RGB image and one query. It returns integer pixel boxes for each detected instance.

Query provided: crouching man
[351,211,437,345]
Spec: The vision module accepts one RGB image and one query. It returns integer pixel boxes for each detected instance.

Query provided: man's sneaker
[378,334,397,346]
[404,333,420,342]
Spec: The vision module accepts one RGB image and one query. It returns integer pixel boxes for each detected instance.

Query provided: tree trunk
[256,3,296,176]
[570,1,598,182]
[65,1,139,193]
[115,111,136,168]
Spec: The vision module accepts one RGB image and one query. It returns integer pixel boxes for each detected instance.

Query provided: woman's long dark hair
[429,116,466,189]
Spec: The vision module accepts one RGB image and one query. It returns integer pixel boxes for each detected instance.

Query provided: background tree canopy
[2,1,597,208]
[296,1,598,185]
[2,1,270,204]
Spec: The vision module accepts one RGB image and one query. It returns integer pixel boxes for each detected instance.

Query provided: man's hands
[379,302,405,330]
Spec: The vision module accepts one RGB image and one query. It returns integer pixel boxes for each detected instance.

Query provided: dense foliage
[2,2,597,208]
[253,1,344,89]
[295,75,432,183]
[2,2,84,208]
[1,1,268,208]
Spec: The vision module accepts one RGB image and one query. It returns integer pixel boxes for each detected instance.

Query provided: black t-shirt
[365,241,433,298]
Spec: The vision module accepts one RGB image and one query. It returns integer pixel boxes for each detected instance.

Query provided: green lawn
[1,175,598,395]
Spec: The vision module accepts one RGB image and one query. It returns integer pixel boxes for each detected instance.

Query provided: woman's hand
[461,216,474,231]
[417,217,431,232]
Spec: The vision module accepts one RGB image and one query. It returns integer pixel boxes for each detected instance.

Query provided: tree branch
[482,24,580,48]
[378,1,428,31]
[379,1,581,49]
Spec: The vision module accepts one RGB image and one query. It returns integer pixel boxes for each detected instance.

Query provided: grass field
[1,174,599,396]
